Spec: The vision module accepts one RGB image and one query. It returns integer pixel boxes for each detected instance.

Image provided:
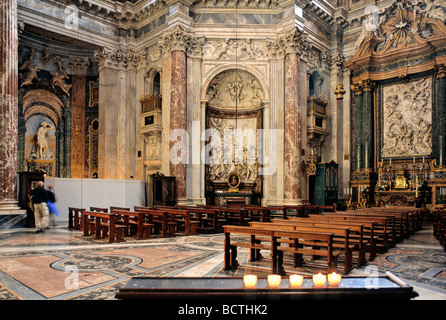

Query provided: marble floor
[0,218,445,300]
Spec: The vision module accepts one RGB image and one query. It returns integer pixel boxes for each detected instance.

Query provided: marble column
[170,49,187,201]
[352,81,363,171]
[362,80,374,170]
[437,64,446,167]
[0,0,22,213]
[284,51,302,203]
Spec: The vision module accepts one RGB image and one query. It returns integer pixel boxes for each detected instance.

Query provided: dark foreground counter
[115,272,418,301]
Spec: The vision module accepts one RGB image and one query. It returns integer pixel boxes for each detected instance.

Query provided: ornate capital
[351,81,363,95]
[437,64,446,78]
[95,47,140,69]
[281,27,308,55]
[159,25,203,57]
[267,27,308,57]
[362,79,375,91]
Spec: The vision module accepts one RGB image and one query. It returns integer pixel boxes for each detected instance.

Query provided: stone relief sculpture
[416,0,446,21]
[207,117,258,183]
[206,69,264,109]
[382,77,432,157]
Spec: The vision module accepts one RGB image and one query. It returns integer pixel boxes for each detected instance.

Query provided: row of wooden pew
[433,210,446,251]
[223,206,424,275]
[67,204,335,242]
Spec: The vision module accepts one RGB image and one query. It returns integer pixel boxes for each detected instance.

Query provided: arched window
[153,72,160,95]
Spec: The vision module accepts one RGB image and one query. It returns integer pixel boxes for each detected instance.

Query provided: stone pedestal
[0,0,25,218]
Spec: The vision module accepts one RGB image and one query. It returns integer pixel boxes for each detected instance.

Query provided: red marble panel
[0,0,19,202]
[169,50,187,199]
[284,52,302,201]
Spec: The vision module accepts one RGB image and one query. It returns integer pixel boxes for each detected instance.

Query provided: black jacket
[30,187,48,204]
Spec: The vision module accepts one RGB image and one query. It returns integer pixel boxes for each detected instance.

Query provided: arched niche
[20,89,67,177]
[202,67,266,205]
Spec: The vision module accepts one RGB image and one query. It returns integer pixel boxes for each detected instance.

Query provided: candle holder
[267,274,281,288]
[345,188,354,210]
[312,273,327,288]
[243,275,257,289]
[289,274,304,288]
[328,272,342,287]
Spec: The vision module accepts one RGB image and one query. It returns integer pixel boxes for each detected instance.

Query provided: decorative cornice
[191,0,281,9]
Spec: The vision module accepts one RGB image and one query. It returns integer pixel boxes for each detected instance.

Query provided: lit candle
[389,158,392,165]
[413,157,415,164]
[243,275,257,289]
[327,272,342,287]
[267,274,281,288]
[289,274,304,288]
[312,273,326,288]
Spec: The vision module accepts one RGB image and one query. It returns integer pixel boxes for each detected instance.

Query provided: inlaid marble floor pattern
[0,219,445,300]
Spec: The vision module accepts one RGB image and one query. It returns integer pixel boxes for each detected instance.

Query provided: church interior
[0,0,446,303]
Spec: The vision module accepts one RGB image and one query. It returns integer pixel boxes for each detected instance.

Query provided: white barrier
[44,178,145,222]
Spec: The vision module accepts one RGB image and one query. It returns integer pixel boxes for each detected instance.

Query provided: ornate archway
[203,68,265,205]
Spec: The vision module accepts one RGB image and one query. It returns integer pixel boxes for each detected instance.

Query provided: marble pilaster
[362,80,374,170]
[284,51,302,203]
[96,48,138,180]
[352,81,363,171]
[437,64,446,167]
[170,49,187,201]
[0,0,23,214]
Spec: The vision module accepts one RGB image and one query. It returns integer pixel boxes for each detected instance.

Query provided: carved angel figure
[51,72,72,95]
[20,65,39,87]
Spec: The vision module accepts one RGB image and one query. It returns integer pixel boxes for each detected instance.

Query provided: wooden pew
[134,207,175,238]
[224,225,277,272]
[292,216,376,262]
[433,211,446,251]
[82,211,126,243]
[163,208,199,236]
[219,207,251,226]
[89,206,109,213]
[68,207,84,230]
[224,225,339,275]
[250,221,354,274]
[178,207,223,233]
[243,205,271,222]
[321,212,394,251]
[112,210,154,240]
